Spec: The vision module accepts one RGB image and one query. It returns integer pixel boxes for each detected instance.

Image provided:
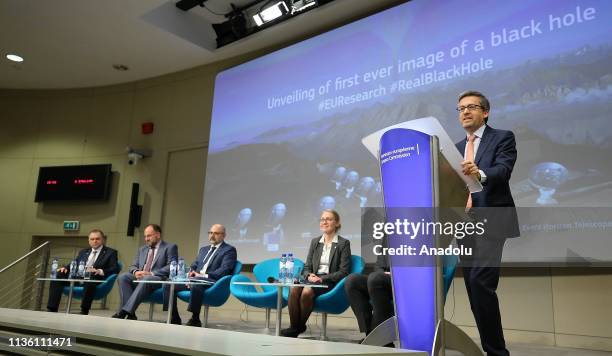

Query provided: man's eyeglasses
[319,218,335,222]
[208,231,224,235]
[456,104,484,112]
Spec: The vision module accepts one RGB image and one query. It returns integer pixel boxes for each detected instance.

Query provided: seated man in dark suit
[345,252,393,338]
[112,223,178,320]
[164,223,237,326]
[47,229,119,315]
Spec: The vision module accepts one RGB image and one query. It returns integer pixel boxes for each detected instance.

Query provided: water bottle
[279,254,287,283]
[69,260,77,279]
[50,258,59,279]
[177,257,186,280]
[286,253,294,284]
[77,261,85,278]
[169,259,178,281]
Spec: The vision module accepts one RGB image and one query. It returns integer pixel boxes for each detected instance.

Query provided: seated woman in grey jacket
[281,209,352,337]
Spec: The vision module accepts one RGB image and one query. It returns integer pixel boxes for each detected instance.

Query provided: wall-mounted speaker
[127,183,142,236]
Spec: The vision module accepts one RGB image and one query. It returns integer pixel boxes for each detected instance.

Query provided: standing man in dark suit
[113,223,178,320]
[164,223,237,326]
[47,229,119,315]
[455,90,519,356]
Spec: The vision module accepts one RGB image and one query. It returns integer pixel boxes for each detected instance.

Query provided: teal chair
[177,261,242,327]
[311,255,365,340]
[62,262,122,310]
[231,258,304,329]
[442,254,458,300]
[143,287,165,321]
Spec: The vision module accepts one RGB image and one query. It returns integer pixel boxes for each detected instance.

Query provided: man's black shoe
[185,318,202,327]
[281,325,305,338]
[80,309,89,315]
[46,307,58,313]
[126,313,137,320]
[296,324,307,336]
[171,317,182,325]
[280,327,297,337]
[111,310,127,319]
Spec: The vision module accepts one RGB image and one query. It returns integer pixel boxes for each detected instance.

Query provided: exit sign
[63,221,80,231]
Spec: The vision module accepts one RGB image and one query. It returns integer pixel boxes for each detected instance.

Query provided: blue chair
[177,261,243,327]
[62,262,122,310]
[143,286,165,321]
[442,254,458,300]
[231,258,304,329]
[312,255,365,340]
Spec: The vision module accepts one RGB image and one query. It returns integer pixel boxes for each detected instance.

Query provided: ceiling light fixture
[212,4,248,48]
[291,0,317,14]
[253,1,290,26]
[182,0,335,48]
[6,54,24,62]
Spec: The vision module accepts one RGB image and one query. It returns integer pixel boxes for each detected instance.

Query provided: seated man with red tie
[47,229,119,315]
[164,223,237,326]
[113,223,178,320]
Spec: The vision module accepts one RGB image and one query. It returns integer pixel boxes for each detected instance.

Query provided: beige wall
[446,268,612,351]
[1,44,611,354]
[0,59,237,312]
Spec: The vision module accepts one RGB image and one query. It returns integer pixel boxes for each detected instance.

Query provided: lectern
[361,117,484,356]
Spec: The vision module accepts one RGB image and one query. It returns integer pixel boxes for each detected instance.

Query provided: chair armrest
[230,274,258,295]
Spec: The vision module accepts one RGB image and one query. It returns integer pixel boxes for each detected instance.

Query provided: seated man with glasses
[163,224,237,326]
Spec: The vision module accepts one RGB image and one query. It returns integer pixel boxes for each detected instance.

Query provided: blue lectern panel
[379,129,436,353]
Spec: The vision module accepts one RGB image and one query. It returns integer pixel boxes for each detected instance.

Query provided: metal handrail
[0,269,40,308]
[0,241,50,274]
[0,265,40,300]
[0,274,29,300]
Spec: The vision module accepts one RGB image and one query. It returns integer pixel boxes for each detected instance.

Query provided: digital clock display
[73,179,95,185]
[35,164,112,202]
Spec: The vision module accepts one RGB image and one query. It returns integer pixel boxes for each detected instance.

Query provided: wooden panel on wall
[552,268,612,339]
[161,147,207,264]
